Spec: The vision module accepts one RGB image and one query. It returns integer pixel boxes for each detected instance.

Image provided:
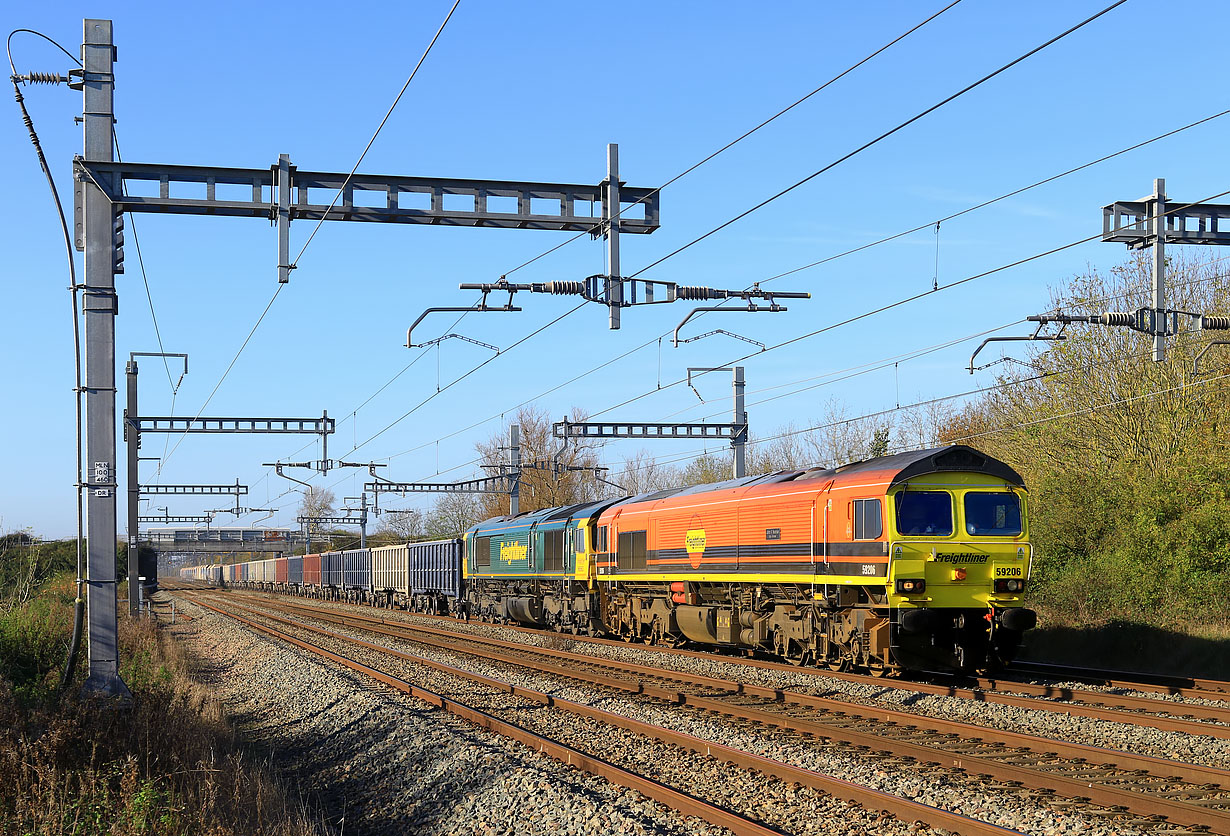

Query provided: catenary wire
[370,268,1211,491]
[336,178,1230,501]
[498,0,966,279]
[288,0,462,272]
[685,259,1230,420]
[759,108,1230,286]
[253,2,1145,515]
[590,187,1230,419]
[289,4,1127,485]
[386,195,1230,494]
[264,1,967,473]
[363,109,1230,476]
[604,339,1204,481]
[629,0,1130,278]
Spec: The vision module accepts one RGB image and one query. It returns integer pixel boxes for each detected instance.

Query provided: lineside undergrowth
[0,573,327,836]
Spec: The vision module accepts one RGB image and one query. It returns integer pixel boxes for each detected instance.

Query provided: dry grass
[0,581,328,836]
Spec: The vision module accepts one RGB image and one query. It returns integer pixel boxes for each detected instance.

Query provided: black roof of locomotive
[805,445,1024,488]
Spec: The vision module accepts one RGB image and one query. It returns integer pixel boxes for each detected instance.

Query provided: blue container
[322,551,344,587]
[288,555,304,585]
[342,548,371,591]
[409,538,463,600]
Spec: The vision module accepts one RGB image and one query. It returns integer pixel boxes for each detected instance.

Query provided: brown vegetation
[0,576,325,835]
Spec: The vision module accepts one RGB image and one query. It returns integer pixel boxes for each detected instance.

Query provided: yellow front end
[886,472,1036,671]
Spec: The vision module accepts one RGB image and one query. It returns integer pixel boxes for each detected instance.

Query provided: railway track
[248,585,1230,728]
[1006,660,1230,701]
[191,590,1230,835]
[226,588,1230,736]
[182,591,1024,836]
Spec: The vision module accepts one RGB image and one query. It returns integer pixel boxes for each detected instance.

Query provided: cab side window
[853,498,883,540]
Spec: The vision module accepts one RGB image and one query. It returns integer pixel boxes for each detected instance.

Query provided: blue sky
[5,1,1227,537]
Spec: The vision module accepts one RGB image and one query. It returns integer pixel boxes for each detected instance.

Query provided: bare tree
[378,509,424,542]
[747,425,813,474]
[804,398,893,467]
[298,486,336,543]
[896,400,954,451]
[678,452,731,486]
[475,405,605,516]
[613,448,678,496]
[424,491,484,538]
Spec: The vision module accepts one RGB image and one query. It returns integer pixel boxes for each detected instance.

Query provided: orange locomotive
[576,445,1035,673]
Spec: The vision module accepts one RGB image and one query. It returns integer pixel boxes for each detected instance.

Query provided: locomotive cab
[887,472,1036,672]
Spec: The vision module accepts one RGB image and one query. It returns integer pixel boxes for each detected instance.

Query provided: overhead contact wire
[288,0,463,272]
[499,0,967,279]
[630,0,1131,278]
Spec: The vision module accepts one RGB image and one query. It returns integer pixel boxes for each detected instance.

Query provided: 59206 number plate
[994,566,1023,577]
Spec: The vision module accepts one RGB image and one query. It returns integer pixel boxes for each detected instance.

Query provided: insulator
[1098,311,1135,327]
[1202,315,1230,330]
[540,280,584,295]
[675,285,719,300]
[22,71,67,85]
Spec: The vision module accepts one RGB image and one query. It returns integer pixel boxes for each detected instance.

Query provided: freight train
[183,445,1036,674]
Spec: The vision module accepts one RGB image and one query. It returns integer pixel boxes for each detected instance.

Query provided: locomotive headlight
[952,567,967,581]
[994,578,1026,593]
[895,578,926,594]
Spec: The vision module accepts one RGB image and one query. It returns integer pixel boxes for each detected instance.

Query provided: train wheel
[825,650,849,672]
[867,657,890,678]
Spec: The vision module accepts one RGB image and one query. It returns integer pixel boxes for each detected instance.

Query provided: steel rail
[257,597,1230,781]
[213,595,1230,833]
[1007,660,1230,700]
[264,590,1230,717]
[186,594,1022,836]
[262,595,1230,738]
[348,594,1230,722]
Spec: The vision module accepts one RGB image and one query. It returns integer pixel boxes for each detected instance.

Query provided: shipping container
[409,538,464,600]
[372,544,408,595]
[288,555,304,585]
[304,553,322,586]
[275,557,288,584]
[322,551,344,588]
[342,548,371,592]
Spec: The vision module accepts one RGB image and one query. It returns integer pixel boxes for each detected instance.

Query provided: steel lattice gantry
[74,17,661,698]
[139,484,248,496]
[554,421,743,440]
[76,158,661,283]
[553,367,749,478]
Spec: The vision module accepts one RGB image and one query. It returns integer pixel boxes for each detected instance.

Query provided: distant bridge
[144,527,304,557]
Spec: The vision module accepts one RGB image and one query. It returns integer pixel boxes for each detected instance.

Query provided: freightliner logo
[933,553,988,564]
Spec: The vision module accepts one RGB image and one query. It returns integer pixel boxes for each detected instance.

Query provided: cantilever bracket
[968,321,1067,374]
[673,303,786,348]
[1194,341,1230,375]
[686,366,740,403]
[264,462,313,489]
[129,351,189,393]
[406,302,521,347]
